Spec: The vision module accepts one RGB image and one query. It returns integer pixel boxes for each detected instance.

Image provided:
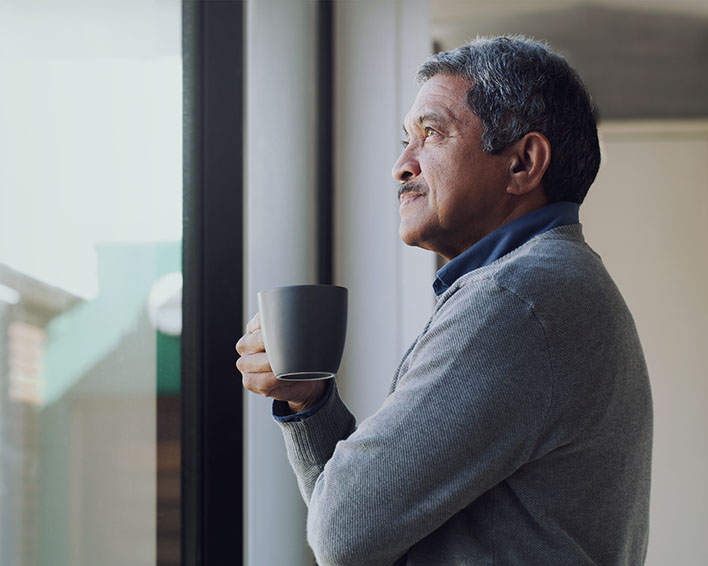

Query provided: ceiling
[431,0,708,119]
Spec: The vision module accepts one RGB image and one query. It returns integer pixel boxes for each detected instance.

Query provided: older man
[237,36,652,565]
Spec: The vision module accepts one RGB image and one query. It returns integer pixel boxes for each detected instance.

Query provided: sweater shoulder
[446,224,614,313]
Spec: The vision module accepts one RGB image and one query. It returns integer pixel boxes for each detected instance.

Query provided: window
[0,2,183,564]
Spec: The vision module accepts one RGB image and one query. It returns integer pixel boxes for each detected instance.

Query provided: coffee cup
[257,284,348,381]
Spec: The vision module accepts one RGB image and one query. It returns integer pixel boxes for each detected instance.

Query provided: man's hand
[236,313,329,414]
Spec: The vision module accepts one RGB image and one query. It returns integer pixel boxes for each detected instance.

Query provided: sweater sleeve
[277,379,357,502]
[278,277,554,566]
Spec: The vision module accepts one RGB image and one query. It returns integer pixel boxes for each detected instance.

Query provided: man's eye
[401,139,409,148]
[425,127,436,137]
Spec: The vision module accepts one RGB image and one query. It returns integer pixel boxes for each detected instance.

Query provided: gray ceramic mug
[257,284,348,381]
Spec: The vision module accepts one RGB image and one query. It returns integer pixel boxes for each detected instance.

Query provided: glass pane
[0,1,182,565]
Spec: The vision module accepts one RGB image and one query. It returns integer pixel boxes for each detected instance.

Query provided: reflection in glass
[0,1,182,565]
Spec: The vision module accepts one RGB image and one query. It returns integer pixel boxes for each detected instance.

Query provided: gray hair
[418,36,600,204]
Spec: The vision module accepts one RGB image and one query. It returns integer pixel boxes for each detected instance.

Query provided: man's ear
[506,132,551,196]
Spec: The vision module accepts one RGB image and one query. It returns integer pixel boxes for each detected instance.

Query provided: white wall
[244,1,319,564]
[582,121,708,565]
[334,0,436,421]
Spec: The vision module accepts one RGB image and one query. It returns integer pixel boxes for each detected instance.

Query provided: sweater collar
[433,201,580,296]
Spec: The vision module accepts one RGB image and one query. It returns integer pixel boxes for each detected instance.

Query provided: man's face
[392,73,510,260]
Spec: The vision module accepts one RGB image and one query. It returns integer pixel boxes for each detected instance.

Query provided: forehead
[404,73,474,129]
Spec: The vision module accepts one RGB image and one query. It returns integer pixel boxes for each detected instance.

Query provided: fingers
[235,317,275,395]
[236,346,277,398]
[236,318,329,409]
[236,351,272,375]
[240,368,280,398]
[238,311,318,404]
[236,311,264,357]
[240,363,327,409]
[246,312,261,334]
[235,328,265,356]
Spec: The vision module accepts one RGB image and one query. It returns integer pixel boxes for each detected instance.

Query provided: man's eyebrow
[402,110,454,136]
[417,111,453,126]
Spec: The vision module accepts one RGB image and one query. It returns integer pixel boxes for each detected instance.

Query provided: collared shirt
[433,201,580,296]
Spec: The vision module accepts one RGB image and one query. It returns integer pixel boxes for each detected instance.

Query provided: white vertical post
[334,0,435,421]
[244,1,318,564]
[396,0,438,358]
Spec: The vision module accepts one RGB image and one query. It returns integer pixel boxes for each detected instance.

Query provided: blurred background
[0,1,706,565]
[0,0,181,564]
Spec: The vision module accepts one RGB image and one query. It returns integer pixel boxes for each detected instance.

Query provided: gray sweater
[277,225,652,565]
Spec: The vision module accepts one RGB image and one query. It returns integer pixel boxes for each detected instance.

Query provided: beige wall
[69,396,156,566]
[582,121,708,565]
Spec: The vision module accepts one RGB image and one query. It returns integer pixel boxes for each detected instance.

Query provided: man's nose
[391,146,421,182]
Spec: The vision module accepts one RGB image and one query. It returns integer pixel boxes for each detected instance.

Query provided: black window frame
[181,1,245,564]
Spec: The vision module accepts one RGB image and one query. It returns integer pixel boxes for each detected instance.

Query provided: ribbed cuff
[272,379,335,423]
[276,380,356,465]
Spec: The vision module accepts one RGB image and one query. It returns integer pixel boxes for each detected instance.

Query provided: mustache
[397,181,427,200]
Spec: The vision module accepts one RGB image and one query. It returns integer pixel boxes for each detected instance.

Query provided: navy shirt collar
[433,201,580,296]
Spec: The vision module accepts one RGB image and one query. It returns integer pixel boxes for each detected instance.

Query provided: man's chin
[399,223,446,256]
[399,224,425,249]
